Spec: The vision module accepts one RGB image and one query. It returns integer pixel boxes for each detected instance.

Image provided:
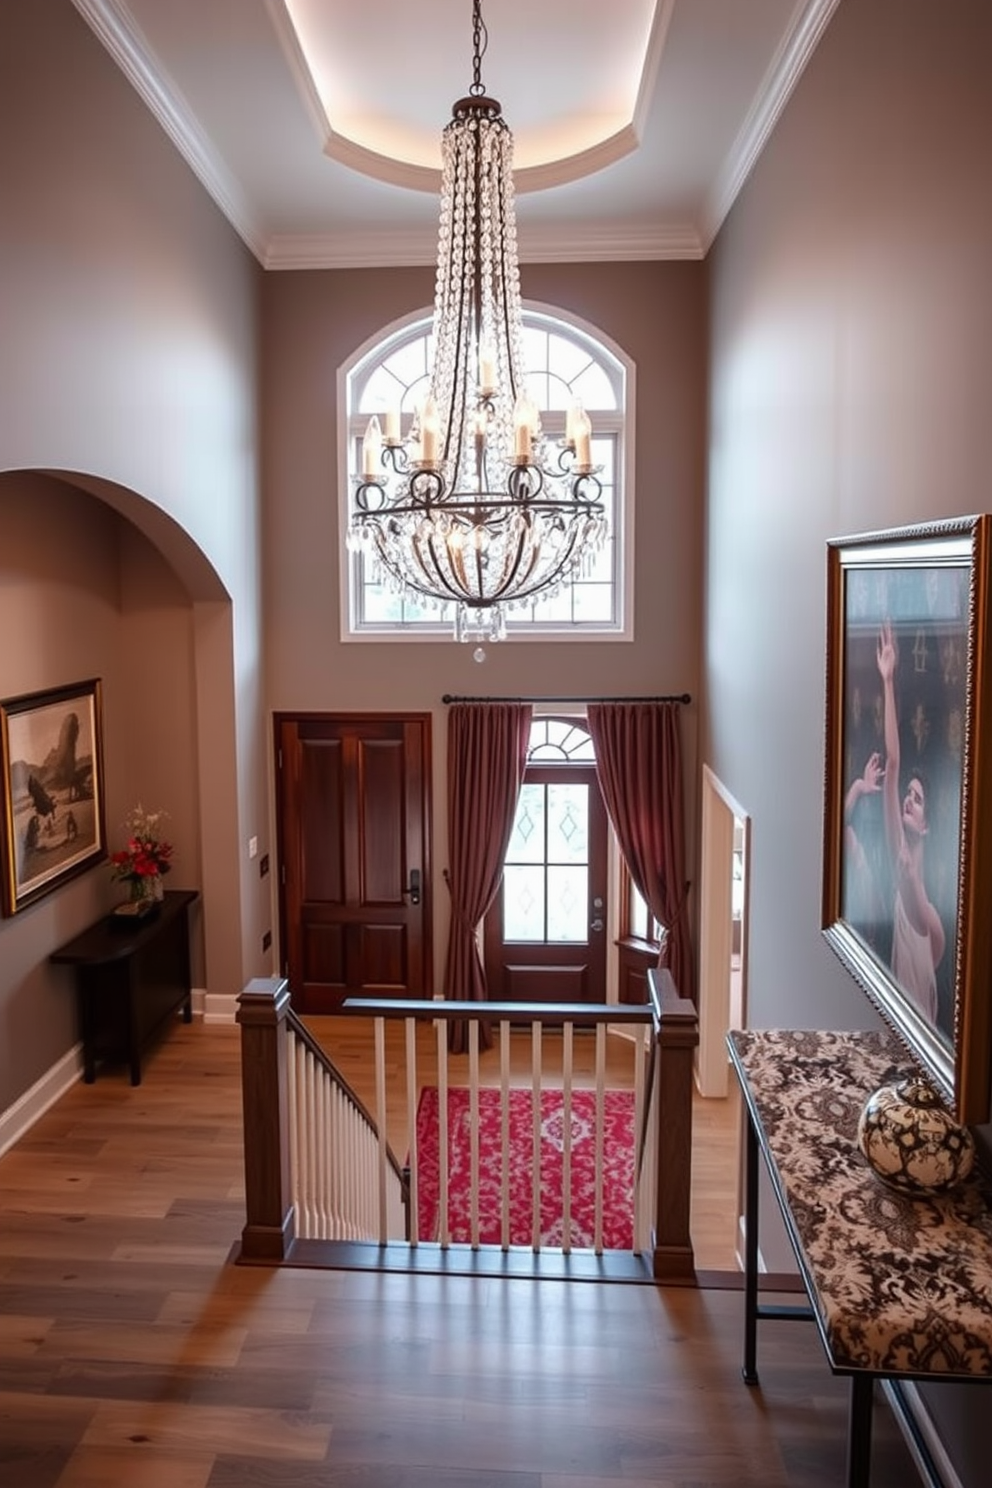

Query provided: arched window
[340,305,633,639]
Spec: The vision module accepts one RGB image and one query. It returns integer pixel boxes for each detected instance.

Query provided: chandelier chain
[470,0,487,97]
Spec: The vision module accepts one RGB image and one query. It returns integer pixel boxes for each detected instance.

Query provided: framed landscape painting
[822,517,992,1123]
[0,679,106,915]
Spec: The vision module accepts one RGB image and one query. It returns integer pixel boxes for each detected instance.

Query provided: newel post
[648,967,699,1284]
[236,977,295,1261]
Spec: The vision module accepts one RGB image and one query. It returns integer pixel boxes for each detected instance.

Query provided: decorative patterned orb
[856,1078,975,1194]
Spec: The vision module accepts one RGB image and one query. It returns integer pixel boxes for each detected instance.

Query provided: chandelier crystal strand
[350,0,604,641]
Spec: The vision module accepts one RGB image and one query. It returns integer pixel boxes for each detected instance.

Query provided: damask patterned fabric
[729,1028,992,1377]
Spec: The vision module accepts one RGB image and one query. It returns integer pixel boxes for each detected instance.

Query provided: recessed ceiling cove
[274,0,666,193]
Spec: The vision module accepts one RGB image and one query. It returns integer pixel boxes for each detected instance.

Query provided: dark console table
[52,889,198,1085]
[728,1028,992,1488]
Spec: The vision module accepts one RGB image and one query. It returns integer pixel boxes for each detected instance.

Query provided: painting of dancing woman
[826,521,991,1116]
[875,619,945,1023]
[839,573,965,1044]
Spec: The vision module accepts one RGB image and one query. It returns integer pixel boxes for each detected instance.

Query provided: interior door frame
[698,765,750,1096]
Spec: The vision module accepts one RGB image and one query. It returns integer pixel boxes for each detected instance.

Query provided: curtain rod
[441,693,691,705]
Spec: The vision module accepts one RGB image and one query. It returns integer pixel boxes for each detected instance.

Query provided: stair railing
[236,970,697,1281]
[236,978,407,1260]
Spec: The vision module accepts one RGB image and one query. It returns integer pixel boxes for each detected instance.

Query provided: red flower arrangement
[110,805,173,896]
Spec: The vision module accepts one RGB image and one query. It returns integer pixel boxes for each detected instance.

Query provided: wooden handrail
[342,997,655,1028]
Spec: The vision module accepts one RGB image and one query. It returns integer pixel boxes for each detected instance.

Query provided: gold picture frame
[0,679,107,915]
[822,517,992,1123]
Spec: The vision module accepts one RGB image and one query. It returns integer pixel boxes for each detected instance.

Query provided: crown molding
[70,0,268,261]
[264,231,438,271]
[699,0,842,251]
[264,221,703,271]
[72,0,823,272]
[519,222,703,264]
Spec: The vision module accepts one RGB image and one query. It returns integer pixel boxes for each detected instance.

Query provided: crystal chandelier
[349,0,606,643]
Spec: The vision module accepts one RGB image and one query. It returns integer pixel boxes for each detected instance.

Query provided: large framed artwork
[822,517,992,1123]
[0,679,106,916]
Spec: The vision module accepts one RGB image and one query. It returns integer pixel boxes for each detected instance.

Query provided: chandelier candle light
[349,0,606,643]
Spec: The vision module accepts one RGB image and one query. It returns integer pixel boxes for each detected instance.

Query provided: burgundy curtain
[443,702,532,1051]
[586,701,694,1002]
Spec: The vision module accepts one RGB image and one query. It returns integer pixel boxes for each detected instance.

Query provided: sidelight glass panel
[502,864,545,941]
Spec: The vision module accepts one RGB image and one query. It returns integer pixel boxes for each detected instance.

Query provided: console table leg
[128,993,142,1086]
[846,1373,874,1488]
[743,1110,760,1385]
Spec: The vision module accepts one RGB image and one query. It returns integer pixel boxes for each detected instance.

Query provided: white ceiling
[71,0,840,269]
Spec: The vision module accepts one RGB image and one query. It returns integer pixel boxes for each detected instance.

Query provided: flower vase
[114,874,161,921]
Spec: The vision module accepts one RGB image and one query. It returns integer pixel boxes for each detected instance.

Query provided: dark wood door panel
[300,737,345,903]
[355,922,408,993]
[358,737,405,904]
[276,713,432,1012]
[502,962,589,1003]
[299,920,347,1013]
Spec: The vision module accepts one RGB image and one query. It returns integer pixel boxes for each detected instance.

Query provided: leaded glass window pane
[546,784,588,864]
[547,864,588,942]
[505,784,546,864]
[502,864,545,941]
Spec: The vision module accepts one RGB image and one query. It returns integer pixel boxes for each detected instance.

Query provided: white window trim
[337,300,635,643]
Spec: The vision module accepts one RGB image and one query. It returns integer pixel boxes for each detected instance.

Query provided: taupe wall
[261,261,707,981]
[706,2,992,1477]
[0,0,267,1111]
[0,477,206,1105]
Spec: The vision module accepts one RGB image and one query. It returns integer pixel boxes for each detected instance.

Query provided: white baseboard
[1,991,239,1155]
[0,1044,84,1159]
[883,1381,962,1488]
[197,988,239,1024]
[735,1212,792,1277]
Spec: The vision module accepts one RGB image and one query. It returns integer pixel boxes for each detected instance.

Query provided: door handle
[406,869,421,906]
[590,917,604,933]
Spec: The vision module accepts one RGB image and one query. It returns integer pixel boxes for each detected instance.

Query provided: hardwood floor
[0,1019,922,1487]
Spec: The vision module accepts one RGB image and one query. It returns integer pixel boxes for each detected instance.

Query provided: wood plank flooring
[0,1019,922,1487]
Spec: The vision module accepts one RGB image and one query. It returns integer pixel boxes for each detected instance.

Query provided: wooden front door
[484,757,609,1004]
[275,713,431,1014]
